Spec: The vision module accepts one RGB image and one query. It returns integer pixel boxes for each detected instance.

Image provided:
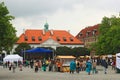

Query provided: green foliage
[72,47,90,57]
[14,42,31,54]
[96,16,120,55]
[56,46,72,55]
[0,2,17,53]
[56,46,90,57]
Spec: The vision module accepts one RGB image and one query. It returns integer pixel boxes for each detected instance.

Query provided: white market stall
[3,54,23,63]
[116,53,120,73]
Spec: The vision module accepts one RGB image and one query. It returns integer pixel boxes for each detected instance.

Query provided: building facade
[13,23,84,52]
[76,24,99,56]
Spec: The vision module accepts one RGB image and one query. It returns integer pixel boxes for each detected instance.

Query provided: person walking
[30,60,34,69]
[70,59,76,74]
[12,62,16,73]
[79,59,83,71]
[19,63,23,71]
[82,60,86,71]
[111,59,116,70]
[101,59,108,74]
[76,60,80,73]
[42,61,47,71]
[86,60,92,75]
[34,61,39,72]
[56,59,62,72]
[92,60,97,74]
[9,63,12,71]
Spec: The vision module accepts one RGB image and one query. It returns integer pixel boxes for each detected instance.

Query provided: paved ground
[0,66,120,80]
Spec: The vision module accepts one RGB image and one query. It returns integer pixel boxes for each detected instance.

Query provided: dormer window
[79,33,82,37]
[86,31,90,37]
[38,36,42,41]
[70,37,73,41]
[24,36,28,41]
[32,36,35,41]
[86,33,88,37]
[63,37,67,41]
[56,36,60,41]
[92,29,97,36]
[92,31,95,36]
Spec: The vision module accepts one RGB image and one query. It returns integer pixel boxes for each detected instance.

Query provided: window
[92,29,97,36]
[79,33,82,37]
[24,36,28,41]
[32,36,35,41]
[38,36,42,41]
[92,31,95,36]
[86,31,90,37]
[70,37,73,41]
[63,37,67,41]
[56,37,60,41]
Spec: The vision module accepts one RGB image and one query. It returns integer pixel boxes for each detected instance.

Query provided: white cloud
[4,0,81,17]
[2,0,120,36]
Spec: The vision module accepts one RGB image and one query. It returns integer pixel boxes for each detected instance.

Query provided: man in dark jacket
[101,59,108,74]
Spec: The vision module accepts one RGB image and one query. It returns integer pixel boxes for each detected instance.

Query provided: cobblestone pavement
[0,66,120,80]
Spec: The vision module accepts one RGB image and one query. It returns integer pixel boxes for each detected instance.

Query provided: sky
[1,0,120,36]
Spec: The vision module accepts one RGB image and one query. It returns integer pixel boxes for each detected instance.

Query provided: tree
[56,46,72,56]
[72,47,90,57]
[55,46,90,57]
[96,16,120,55]
[0,2,17,54]
[14,42,31,55]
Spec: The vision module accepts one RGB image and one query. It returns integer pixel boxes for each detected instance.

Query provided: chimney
[68,30,70,33]
[50,29,53,36]
[42,30,45,35]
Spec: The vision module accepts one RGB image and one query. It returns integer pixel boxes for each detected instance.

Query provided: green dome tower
[44,22,49,32]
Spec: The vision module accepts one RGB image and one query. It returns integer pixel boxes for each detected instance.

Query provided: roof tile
[76,24,99,38]
[17,29,83,45]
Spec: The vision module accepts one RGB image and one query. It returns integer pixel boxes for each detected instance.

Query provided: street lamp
[21,48,25,60]
[24,48,25,60]
[53,50,54,60]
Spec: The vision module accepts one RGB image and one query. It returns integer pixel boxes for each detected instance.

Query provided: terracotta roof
[76,24,99,38]
[16,29,83,45]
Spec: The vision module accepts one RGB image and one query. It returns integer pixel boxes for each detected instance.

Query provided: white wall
[12,39,84,53]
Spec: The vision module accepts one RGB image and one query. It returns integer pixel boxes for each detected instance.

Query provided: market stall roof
[3,54,23,62]
[85,55,91,58]
[56,56,75,59]
[79,56,84,58]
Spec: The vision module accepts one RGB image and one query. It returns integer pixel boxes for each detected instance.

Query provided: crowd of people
[2,57,116,75]
[3,60,22,72]
[2,58,63,73]
[69,57,116,75]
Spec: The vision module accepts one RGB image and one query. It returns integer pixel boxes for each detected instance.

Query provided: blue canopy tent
[25,48,52,53]
[24,48,53,60]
